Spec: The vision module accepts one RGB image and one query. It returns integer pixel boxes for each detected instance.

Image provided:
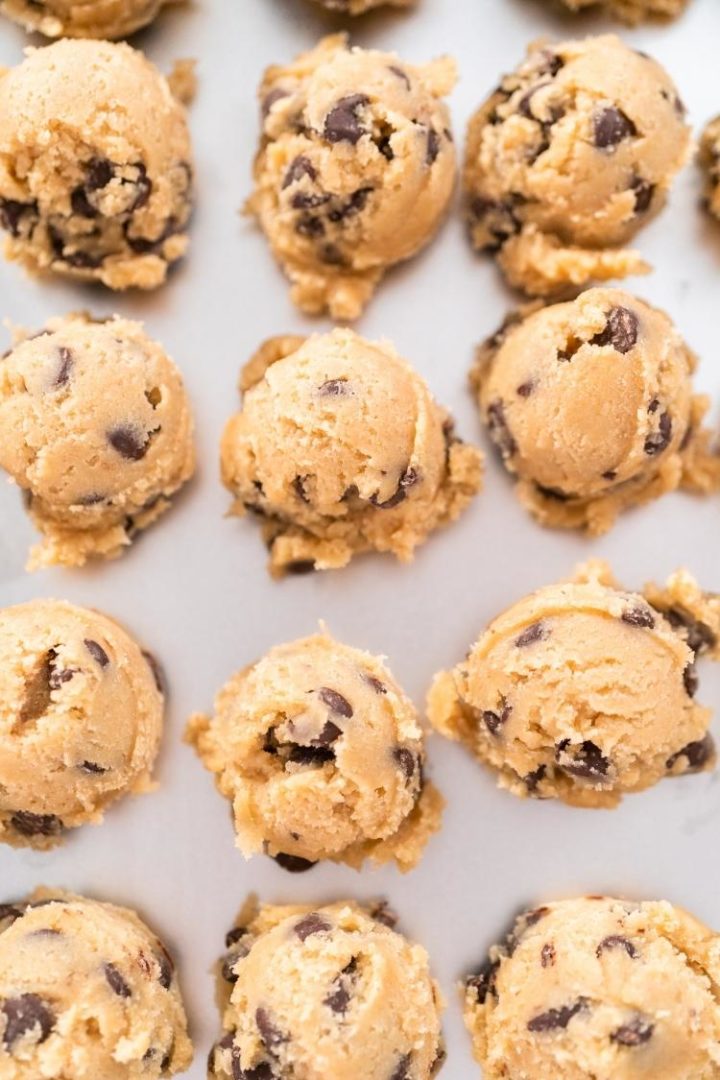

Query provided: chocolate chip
[86,157,114,190]
[388,64,411,89]
[286,559,316,576]
[324,95,369,144]
[667,733,714,772]
[0,905,23,925]
[295,913,331,942]
[314,720,343,747]
[79,760,109,774]
[84,639,110,667]
[621,606,655,629]
[292,475,310,504]
[10,811,63,838]
[325,957,358,1014]
[104,962,132,998]
[156,948,174,990]
[483,699,511,735]
[394,747,418,780]
[540,942,556,968]
[318,687,353,718]
[1,994,55,1048]
[127,162,152,212]
[664,609,717,655]
[527,998,587,1032]
[631,176,655,214]
[142,650,166,695]
[525,765,546,793]
[0,198,37,237]
[466,958,500,1004]
[390,1055,412,1080]
[327,186,373,223]
[590,306,638,354]
[368,900,397,928]
[644,412,672,456]
[295,213,324,238]
[592,106,637,149]
[318,378,349,396]
[108,424,150,461]
[597,935,637,959]
[523,907,549,929]
[48,662,75,690]
[517,380,535,397]
[611,1016,654,1046]
[18,652,54,724]
[603,470,617,481]
[272,852,317,873]
[363,672,387,694]
[683,662,698,697]
[262,87,289,117]
[291,191,330,210]
[486,400,517,458]
[556,739,610,780]
[71,186,98,218]
[372,465,421,510]
[52,347,73,388]
[470,196,522,250]
[288,742,335,766]
[221,934,251,983]
[256,1007,286,1049]
[282,156,317,189]
[426,129,440,165]
[515,622,547,648]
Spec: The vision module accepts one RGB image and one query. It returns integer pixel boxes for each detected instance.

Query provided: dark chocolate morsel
[107,424,150,461]
[255,1007,286,1049]
[104,962,132,998]
[393,747,418,780]
[486,400,517,458]
[644,412,672,456]
[324,95,369,144]
[527,997,587,1032]
[9,811,63,838]
[324,957,358,1014]
[555,740,610,780]
[515,622,547,648]
[1,994,55,1048]
[317,687,353,718]
[272,852,317,873]
[294,913,331,942]
[621,606,655,629]
[541,943,556,968]
[666,733,714,772]
[596,935,637,959]
[84,639,110,667]
[466,957,500,1004]
[611,1016,654,1046]
[590,306,638,354]
[592,106,637,149]
[390,1054,412,1080]
[318,378,349,397]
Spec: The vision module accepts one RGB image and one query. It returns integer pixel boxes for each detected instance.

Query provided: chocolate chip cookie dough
[209,898,444,1080]
[221,330,483,576]
[187,631,443,872]
[700,116,720,222]
[428,560,720,808]
[248,33,456,318]
[0,599,164,849]
[0,887,192,1078]
[463,897,720,1080]
[0,314,195,570]
[0,0,175,39]
[0,40,193,290]
[464,36,690,296]
[473,288,719,534]
[553,0,688,20]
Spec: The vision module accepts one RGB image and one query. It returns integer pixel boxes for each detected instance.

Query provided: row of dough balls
[1,562,719,858]
[1,289,719,577]
[1,34,720,310]
[1,889,720,1080]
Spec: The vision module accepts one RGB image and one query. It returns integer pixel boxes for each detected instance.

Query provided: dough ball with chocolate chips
[0,599,165,849]
[464,35,690,296]
[310,0,414,11]
[0,40,193,290]
[552,0,688,21]
[248,33,457,318]
[221,329,483,576]
[0,0,174,39]
[186,631,444,872]
[463,896,720,1080]
[0,313,195,570]
[473,288,720,535]
[428,560,720,808]
[208,898,444,1080]
[0,887,192,1078]
[700,116,720,223]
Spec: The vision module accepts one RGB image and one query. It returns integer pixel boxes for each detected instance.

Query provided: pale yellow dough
[700,116,720,222]
[428,560,720,808]
[464,35,690,296]
[473,288,720,535]
[463,896,720,1080]
[0,0,175,38]
[0,887,192,1079]
[0,40,193,290]
[0,599,164,849]
[0,314,195,570]
[187,631,443,872]
[221,329,483,576]
[248,33,456,318]
[556,0,688,20]
[208,899,444,1080]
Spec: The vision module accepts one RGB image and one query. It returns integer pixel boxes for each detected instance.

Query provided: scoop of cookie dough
[463,896,720,1080]
[221,329,483,576]
[0,40,193,290]
[248,33,456,318]
[0,314,195,570]
[473,288,719,534]
[209,898,444,1080]
[0,599,164,849]
[464,35,690,296]
[187,631,443,872]
[700,116,720,222]
[0,0,174,39]
[0,887,192,1078]
[428,560,720,808]
[553,0,688,20]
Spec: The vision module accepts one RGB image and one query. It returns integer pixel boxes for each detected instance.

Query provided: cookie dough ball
[0,887,192,1078]
[464,36,690,296]
[187,631,443,872]
[554,0,688,20]
[0,314,195,570]
[0,0,173,39]
[0,40,193,290]
[248,33,456,318]
[209,899,444,1080]
[463,896,720,1080]
[428,560,720,808]
[0,599,164,849]
[473,288,719,534]
[700,116,720,222]
[221,329,483,576]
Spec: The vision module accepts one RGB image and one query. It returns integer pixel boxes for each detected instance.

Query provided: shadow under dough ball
[0,599,164,849]
[0,0,175,39]
[473,287,720,535]
[0,888,192,1078]
[428,560,720,808]
[0,39,193,290]
[209,899,444,1080]
[186,631,443,873]
[464,34,690,296]
[463,896,720,1080]
[248,33,457,319]
[0,313,195,570]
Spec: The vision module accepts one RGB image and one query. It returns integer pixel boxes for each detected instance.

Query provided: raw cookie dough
[700,116,720,222]
[464,35,690,296]
[0,0,175,39]
[427,560,720,808]
[0,887,192,1079]
[187,631,443,872]
[221,329,483,576]
[463,896,720,1080]
[472,288,720,535]
[248,33,456,318]
[208,898,444,1080]
[0,40,193,290]
[0,599,164,849]
[0,313,195,570]
[553,0,688,21]
[310,0,414,11]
